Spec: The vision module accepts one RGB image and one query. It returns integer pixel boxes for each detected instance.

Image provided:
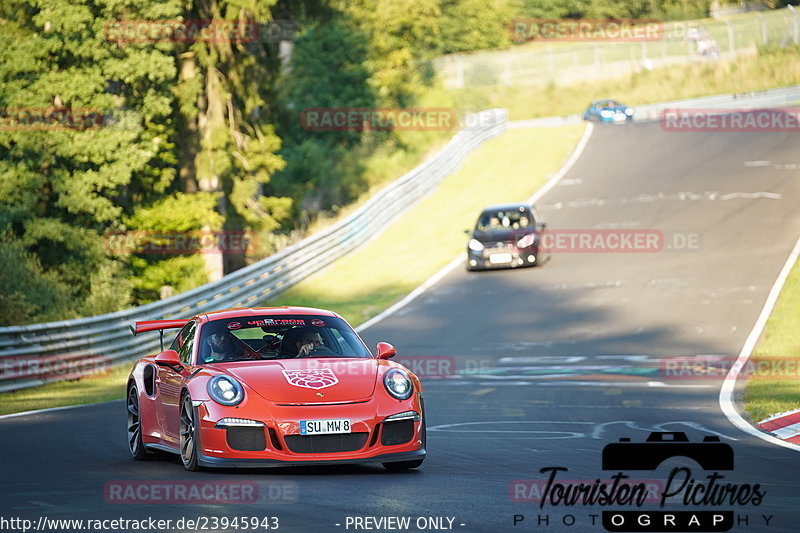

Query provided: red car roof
[197,306,340,323]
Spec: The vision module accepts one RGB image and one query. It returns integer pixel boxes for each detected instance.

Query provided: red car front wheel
[180,393,200,471]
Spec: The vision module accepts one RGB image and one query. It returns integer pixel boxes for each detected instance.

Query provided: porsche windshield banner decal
[282,369,339,390]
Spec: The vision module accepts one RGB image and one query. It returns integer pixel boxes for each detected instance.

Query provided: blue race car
[583,99,634,123]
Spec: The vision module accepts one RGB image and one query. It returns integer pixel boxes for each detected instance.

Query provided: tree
[272,19,377,213]
[0,0,181,319]
[176,0,290,274]
[439,0,515,54]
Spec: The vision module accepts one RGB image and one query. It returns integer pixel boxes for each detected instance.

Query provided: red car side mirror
[155,349,181,367]
[376,342,396,360]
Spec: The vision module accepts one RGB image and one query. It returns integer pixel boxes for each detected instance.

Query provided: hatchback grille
[284,433,368,454]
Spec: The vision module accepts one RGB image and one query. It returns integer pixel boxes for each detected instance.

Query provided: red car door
[154,321,196,447]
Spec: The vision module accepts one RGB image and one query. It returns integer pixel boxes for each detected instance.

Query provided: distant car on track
[127,306,426,471]
[583,99,634,123]
[466,203,547,271]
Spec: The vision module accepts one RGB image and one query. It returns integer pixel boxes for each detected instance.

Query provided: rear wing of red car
[130,319,189,336]
[130,319,190,351]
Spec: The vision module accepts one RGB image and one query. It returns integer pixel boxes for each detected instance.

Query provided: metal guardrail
[630,85,800,121]
[3,86,798,393]
[0,109,508,392]
[507,85,800,128]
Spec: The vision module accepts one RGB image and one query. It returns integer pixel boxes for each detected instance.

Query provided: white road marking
[719,191,781,200]
[757,408,800,424]
[547,280,625,290]
[645,278,696,288]
[429,420,737,441]
[743,161,772,167]
[773,422,800,440]
[593,221,641,229]
[567,198,606,208]
[0,400,121,421]
[542,190,782,209]
[430,380,715,389]
[497,356,588,364]
[357,124,595,334]
[527,122,594,205]
[719,234,800,453]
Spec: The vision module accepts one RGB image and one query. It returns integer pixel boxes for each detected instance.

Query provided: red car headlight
[384,369,413,400]
[207,375,245,406]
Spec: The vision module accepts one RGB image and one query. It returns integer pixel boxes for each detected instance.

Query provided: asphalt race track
[2,120,799,533]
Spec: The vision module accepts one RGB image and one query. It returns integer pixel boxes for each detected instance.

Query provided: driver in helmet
[296,329,324,357]
[204,332,244,363]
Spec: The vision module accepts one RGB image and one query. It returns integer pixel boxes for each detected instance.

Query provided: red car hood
[214,358,379,404]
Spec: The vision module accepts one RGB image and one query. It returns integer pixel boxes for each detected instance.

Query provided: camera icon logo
[602,431,733,471]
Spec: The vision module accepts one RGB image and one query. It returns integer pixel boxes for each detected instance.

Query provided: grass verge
[6,46,797,417]
[0,124,584,416]
[0,365,130,416]
[744,259,800,423]
[263,124,585,326]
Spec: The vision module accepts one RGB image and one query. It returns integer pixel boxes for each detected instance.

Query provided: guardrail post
[757,15,767,46]
[726,21,734,53]
[790,5,799,45]
[455,55,464,89]
[0,108,510,393]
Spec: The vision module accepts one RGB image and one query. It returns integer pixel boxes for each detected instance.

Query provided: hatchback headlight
[384,369,413,400]
[207,375,244,406]
[516,233,536,248]
[468,239,484,252]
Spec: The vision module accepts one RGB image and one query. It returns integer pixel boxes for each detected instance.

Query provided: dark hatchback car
[466,203,547,271]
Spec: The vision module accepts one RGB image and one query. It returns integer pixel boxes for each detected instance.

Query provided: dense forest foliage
[0,0,729,324]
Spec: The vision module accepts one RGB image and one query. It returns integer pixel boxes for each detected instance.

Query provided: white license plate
[300,419,351,435]
[489,253,512,264]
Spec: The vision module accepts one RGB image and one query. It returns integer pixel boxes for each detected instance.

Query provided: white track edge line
[0,399,122,421]
[358,123,594,334]
[355,254,465,333]
[528,122,594,205]
[3,125,594,419]
[719,235,800,452]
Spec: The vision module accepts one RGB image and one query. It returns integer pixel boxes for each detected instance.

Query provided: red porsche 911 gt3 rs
[126,307,426,471]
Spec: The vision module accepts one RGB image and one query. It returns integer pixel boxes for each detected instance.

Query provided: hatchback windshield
[197,315,371,363]
[475,207,533,233]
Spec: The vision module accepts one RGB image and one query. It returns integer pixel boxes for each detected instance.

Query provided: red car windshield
[197,315,371,363]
